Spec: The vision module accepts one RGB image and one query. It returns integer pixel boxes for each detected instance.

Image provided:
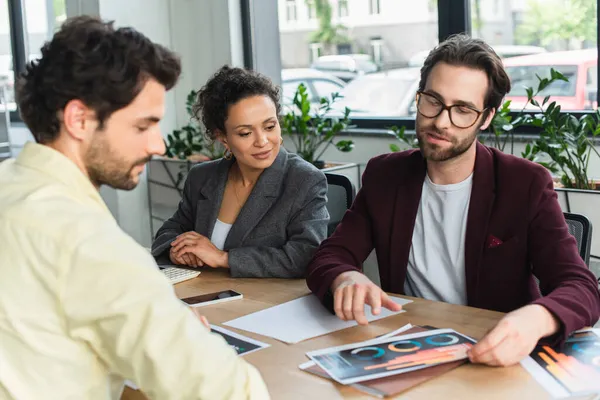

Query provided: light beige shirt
[0,142,270,400]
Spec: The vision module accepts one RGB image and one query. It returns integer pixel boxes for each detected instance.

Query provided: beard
[85,134,151,191]
[415,117,481,162]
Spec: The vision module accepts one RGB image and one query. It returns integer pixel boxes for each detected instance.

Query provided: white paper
[224,294,410,344]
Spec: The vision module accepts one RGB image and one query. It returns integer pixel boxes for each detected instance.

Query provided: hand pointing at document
[331,271,403,325]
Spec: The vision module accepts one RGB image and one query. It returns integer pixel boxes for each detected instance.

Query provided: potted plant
[507,69,600,258]
[281,83,360,187]
[148,90,223,235]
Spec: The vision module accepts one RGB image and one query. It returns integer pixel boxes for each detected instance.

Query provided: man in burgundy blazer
[306,35,600,367]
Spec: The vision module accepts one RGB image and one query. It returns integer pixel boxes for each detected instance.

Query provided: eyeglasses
[416,91,487,129]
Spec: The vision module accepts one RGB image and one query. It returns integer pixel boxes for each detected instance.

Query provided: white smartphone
[181,290,243,308]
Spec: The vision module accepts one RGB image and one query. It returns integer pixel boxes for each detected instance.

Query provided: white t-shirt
[210,219,233,250]
[403,173,474,305]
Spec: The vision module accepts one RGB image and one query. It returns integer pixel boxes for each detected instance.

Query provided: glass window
[307,0,316,20]
[369,0,381,15]
[286,0,297,21]
[338,0,349,18]
[282,80,314,104]
[277,0,438,117]
[0,0,15,112]
[506,65,578,97]
[337,71,419,116]
[309,42,322,63]
[470,0,597,111]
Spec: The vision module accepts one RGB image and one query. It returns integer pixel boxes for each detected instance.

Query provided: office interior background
[1,0,599,281]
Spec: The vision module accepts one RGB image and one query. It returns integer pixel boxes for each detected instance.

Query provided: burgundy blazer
[306,142,600,343]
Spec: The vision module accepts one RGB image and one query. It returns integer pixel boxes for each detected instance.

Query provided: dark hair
[418,34,511,111]
[16,16,181,143]
[193,65,281,140]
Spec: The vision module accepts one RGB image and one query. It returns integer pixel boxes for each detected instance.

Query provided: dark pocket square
[487,235,503,248]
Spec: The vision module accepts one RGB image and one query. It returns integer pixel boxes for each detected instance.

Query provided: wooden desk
[122,269,554,399]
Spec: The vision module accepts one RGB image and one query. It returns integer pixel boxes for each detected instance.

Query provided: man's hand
[171,232,228,268]
[468,304,560,367]
[331,270,403,325]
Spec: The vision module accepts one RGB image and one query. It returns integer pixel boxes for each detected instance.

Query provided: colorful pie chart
[350,346,385,360]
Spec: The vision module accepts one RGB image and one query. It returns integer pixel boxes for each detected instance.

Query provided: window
[370,38,384,66]
[286,0,297,21]
[470,0,598,111]
[278,0,438,117]
[338,0,349,18]
[307,1,316,20]
[4,0,67,121]
[369,0,381,15]
[281,80,314,108]
[1,1,15,113]
[309,42,322,63]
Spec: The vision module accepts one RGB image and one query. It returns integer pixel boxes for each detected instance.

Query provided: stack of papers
[306,328,475,385]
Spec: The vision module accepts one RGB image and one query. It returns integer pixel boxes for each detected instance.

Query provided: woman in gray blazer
[152,66,329,278]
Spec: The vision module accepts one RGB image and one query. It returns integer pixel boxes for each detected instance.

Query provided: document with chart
[306,328,475,385]
[521,329,600,398]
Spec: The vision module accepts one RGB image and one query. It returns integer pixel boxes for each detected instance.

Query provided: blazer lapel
[464,142,496,306]
[224,149,287,249]
[387,152,427,294]
[195,158,231,238]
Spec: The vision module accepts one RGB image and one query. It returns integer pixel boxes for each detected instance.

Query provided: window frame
[338,0,349,18]
[369,0,381,15]
[6,0,27,123]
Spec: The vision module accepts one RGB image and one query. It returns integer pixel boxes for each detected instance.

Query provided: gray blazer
[151,148,329,278]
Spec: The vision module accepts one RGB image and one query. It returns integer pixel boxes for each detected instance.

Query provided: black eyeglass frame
[415,91,488,129]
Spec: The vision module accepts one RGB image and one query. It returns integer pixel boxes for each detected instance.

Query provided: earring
[280,137,284,145]
[224,148,233,160]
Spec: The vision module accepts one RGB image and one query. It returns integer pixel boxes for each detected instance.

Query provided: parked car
[408,45,547,67]
[329,67,421,117]
[310,54,379,82]
[503,48,597,111]
[281,68,346,113]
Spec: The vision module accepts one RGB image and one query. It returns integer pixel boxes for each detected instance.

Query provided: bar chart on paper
[521,329,600,398]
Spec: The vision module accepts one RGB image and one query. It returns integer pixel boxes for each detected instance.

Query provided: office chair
[563,212,593,268]
[538,212,595,295]
[325,173,356,237]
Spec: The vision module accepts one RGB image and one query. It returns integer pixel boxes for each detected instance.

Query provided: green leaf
[525,87,534,100]
[542,95,551,106]
[550,68,569,82]
[390,144,400,152]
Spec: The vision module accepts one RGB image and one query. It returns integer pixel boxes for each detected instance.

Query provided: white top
[404,173,474,305]
[211,219,233,250]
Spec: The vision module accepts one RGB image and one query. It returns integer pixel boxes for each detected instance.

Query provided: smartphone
[181,290,243,308]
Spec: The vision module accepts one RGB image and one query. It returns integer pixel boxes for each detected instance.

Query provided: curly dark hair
[193,65,281,140]
[16,16,181,143]
[419,34,511,111]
